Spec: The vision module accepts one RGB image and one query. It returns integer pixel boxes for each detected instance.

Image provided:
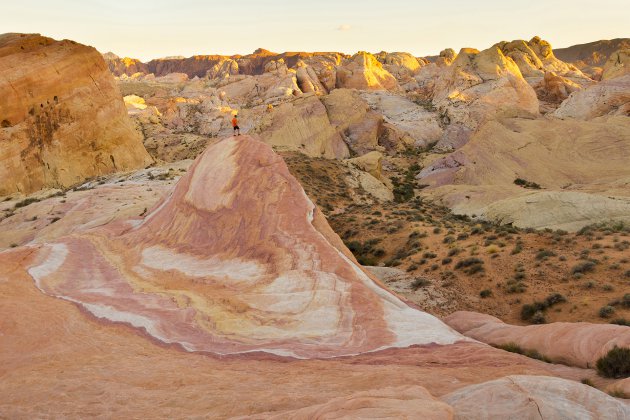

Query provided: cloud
[337,24,352,31]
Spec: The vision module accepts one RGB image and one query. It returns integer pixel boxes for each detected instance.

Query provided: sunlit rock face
[496,37,587,79]
[0,33,153,196]
[26,136,465,359]
[602,49,630,80]
[336,52,399,91]
[431,46,539,131]
[554,74,630,119]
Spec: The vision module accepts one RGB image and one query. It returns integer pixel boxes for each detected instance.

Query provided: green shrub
[599,305,616,318]
[495,342,550,362]
[480,289,492,298]
[611,318,630,326]
[596,347,630,378]
[545,293,566,307]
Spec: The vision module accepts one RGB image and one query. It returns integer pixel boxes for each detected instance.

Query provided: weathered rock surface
[497,37,587,79]
[443,375,630,419]
[0,33,153,196]
[418,116,630,230]
[245,386,454,419]
[444,311,630,368]
[431,46,539,132]
[554,75,630,119]
[255,95,349,158]
[602,49,630,80]
[336,52,398,91]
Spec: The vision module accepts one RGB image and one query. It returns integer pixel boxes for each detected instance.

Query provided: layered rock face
[336,52,399,90]
[0,33,152,195]
[554,75,630,119]
[25,136,464,358]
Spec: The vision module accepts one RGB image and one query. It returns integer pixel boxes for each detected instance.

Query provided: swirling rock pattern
[26,136,465,359]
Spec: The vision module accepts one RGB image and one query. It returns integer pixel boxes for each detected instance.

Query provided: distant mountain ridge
[554,38,630,67]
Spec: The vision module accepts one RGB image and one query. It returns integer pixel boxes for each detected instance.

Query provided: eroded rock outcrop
[0,33,152,196]
[336,52,398,91]
[431,46,539,132]
[554,75,630,119]
[602,49,630,80]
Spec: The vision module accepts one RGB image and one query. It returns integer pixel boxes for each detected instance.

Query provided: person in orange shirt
[231,114,240,136]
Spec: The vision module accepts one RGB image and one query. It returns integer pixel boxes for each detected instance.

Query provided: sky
[3,0,629,61]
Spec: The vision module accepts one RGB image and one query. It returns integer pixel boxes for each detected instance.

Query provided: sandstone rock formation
[24,136,465,358]
[602,49,630,80]
[255,95,349,158]
[320,88,382,154]
[554,75,630,119]
[345,151,384,180]
[336,52,398,91]
[374,51,423,82]
[534,71,583,104]
[0,33,152,196]
[418,116,630,230]
[444,375,630,419]
[497,37,586,79]
[431,46,539,133]
[3,134,630,417]
[444,311,630,368]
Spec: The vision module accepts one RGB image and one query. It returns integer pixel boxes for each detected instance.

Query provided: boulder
[346,151,384,179]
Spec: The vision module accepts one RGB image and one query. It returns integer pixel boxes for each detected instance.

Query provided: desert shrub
[455,257,485,275]
[599,305,616,318]
[411,277,430,290]
[442,257,452,265]
[448,248,461,257]
[622,294,630,308]
[14,197,40,208]
[611,318,630,326]
[580,378,595,387]
[506,282,527,293]
[572,261,596,275]
[531,311,547,324]
[423,252,437,259]
[545,293,566,307]
[536,249,556,260]
[596,347,630,378]
[433,227,442,234]
[521,301,547,321]
[514,178,541,189]
[495,343,550,362]
[480,289,492,298]
[457,233,469,240]
[511,244,523,255]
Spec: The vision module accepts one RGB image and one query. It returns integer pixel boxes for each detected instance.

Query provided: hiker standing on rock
[231,113,240,136]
